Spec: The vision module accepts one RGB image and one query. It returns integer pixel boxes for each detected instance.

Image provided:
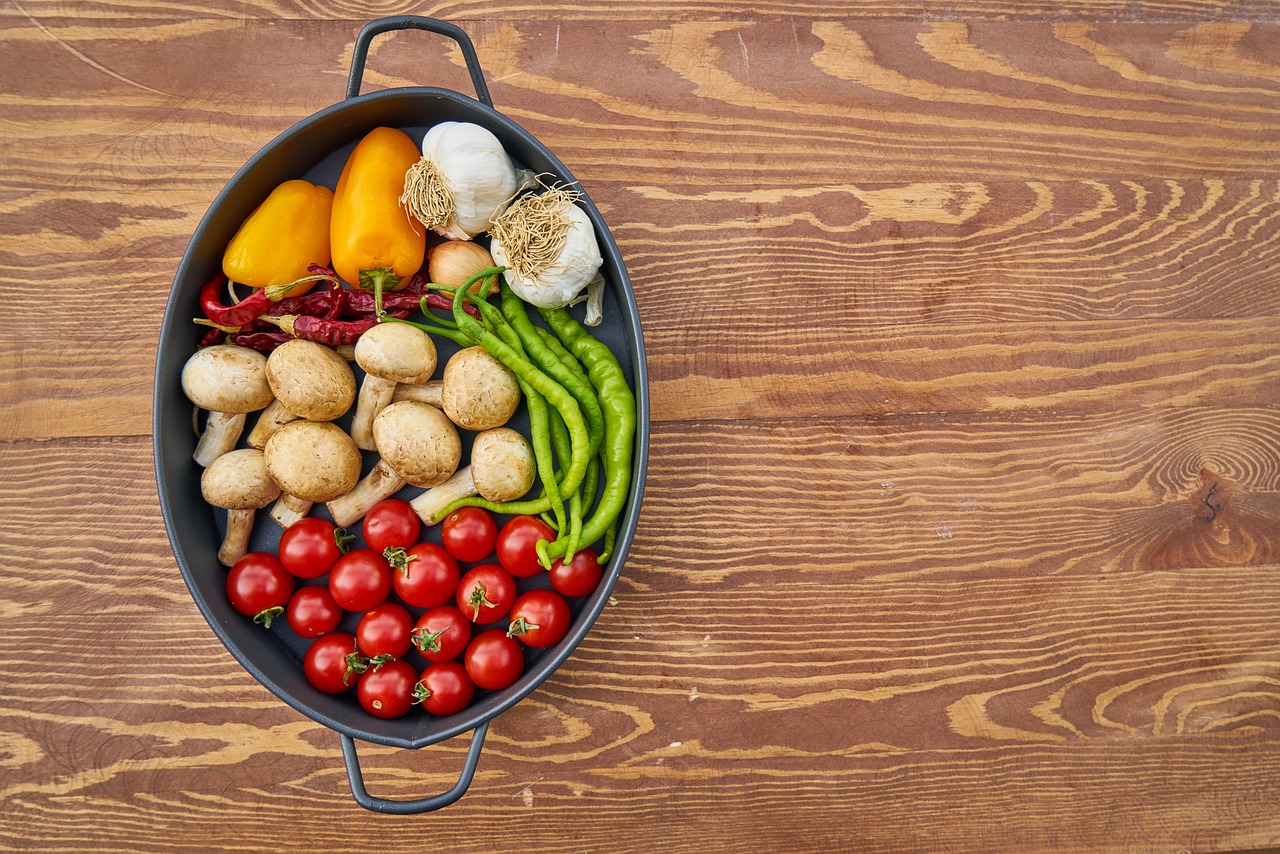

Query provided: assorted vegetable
[181,119,636,723]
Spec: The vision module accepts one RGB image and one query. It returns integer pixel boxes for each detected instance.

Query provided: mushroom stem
[247,399,300,449]
[350,375,397,451]
[326,459,406,528]
[391,380,443,408]
[270,492,313,528]
[201,448,279,566]
[182,345,273,467]
[194,411,248,467]
[409,466,476,525]
[408,427,535,524]
[219,508,257,566]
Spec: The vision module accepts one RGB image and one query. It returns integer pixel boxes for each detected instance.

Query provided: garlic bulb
[489,186,604,311]
[400,122,532,240]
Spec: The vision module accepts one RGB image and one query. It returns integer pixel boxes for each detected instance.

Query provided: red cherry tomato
[496,515,556,577]
[508,588,572,648]
[391,543,459,609]
[357,658,419,719]
[303,632,362,694]
[440,506,499,563]
[356,602,414,662]
[456,563,516,624]
[286,585,343,638]
[226,552,294,627]
[411,605,472,663]
[549,547,604,598]
[415,661,475,716]
[464,629,525,691]
[328,548,393,612]
[278,517,351,579]
[362,498,421,554]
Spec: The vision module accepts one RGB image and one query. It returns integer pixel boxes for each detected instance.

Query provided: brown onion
[427,240,498,296]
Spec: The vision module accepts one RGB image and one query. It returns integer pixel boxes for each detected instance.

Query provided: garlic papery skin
[402,122,531,240]
[490,196,604,310]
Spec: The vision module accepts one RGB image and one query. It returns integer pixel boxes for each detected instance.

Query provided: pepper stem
[381,315,474,347]
[264,270,341,302]
[357,266,403,318]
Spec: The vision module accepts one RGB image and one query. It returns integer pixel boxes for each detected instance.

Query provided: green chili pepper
[534,326,589,383]
[432,269,592,526]
[537,305,636,565]
[447,279,569,535]
[543,402,583,561]
[500,283,605,460]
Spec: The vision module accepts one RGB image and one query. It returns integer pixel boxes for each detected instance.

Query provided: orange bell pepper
[330,127,426,315]
[222,179,334,298]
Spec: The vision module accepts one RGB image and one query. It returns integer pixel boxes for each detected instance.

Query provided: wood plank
[5,310,1277,439]
[7,402,1280,611]
[7,0,1279,23]
[6,172,1280,438]
[3,19,1279,184]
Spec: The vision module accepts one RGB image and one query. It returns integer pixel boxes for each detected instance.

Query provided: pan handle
[345,16,494,107]
[339,721,490,815]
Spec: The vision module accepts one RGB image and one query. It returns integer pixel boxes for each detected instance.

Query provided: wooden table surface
[3,0,1279,851]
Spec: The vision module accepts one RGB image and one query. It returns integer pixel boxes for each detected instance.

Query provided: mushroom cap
[263,420,363,502]
[354,322,437,384]
[471,427,536,502]
[371,400,461,488]
[182,344,273,413]
[440,346,522,431]
[200,447,281,510]
[265,339,357,421]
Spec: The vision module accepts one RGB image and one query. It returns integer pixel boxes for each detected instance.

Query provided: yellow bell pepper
[330,127,426,315]
[222,179,334,298]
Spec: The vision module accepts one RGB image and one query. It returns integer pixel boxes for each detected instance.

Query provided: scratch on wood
[13,0,173,97]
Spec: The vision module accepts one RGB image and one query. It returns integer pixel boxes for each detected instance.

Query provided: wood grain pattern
[2,4,1279,853]
[8,0,1280,22]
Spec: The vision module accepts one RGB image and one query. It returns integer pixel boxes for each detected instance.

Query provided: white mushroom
[263,420,363,527]
[410,428,535,524]
[200,448,281,566]
[326,400,461,528]
[350,322,436,451]
[394,346,521,431]
[182,345,274,466]
[247,339,357,448]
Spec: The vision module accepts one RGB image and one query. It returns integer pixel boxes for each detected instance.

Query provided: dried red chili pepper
[200,270,339,328]
[266,284,472,319]
[228,331,294,351]
[199,273,267,327]
[197,325,226,347]
[260,308,412,347]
